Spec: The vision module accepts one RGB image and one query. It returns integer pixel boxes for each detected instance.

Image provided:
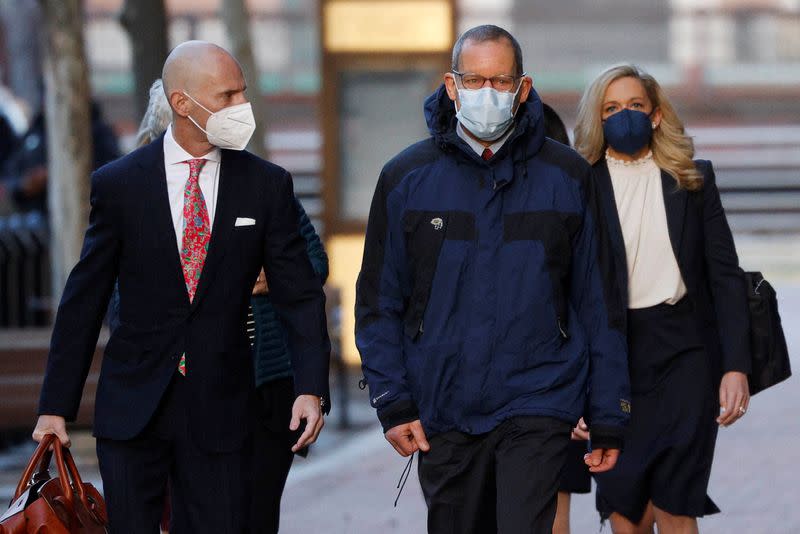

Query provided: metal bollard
[8,214,38,326]
[22,212,50,325]
[0,213,50,328]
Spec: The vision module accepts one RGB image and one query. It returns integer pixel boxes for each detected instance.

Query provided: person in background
[135,79,173,147]
[0,110,17,169]
[574,64,750,534]
[0,110,19,214]
[249,200,328,533]
[0,99,120,213]
[356,25,629,533]
[541,102,593,534]
[111,76,330,534]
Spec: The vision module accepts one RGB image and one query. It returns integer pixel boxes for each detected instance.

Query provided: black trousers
[250,377,303,534]
[559,440,591,494]
[96,374,252,534]
[418,416,572,534]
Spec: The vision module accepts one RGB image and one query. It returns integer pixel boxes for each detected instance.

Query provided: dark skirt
[594,297,720,522]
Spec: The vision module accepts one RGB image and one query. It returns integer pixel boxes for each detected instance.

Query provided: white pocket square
[235,217,256,227]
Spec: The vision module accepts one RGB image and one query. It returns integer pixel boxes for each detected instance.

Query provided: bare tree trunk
[119,0,169,120]
[220,0,268,158]
[39,0,92,304]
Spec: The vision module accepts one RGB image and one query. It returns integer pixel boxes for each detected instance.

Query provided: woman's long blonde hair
[574,64,702,191]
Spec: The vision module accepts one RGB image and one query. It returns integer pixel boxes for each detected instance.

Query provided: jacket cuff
[37,406,76,423]
[291,389,332,416]
[590,424,625,451]
[722,359,752,375]
[377,398,419,433]
[291,347,331,411]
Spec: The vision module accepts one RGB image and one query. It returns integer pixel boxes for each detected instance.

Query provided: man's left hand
[584,448,620,473]
[290,394,324,452]
[571,417,589,440]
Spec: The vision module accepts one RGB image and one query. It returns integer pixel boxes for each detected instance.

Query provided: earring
[652,122,657,129]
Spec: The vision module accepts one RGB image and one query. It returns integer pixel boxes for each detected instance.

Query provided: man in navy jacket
[356,25,629,532]
[32,41,330,533]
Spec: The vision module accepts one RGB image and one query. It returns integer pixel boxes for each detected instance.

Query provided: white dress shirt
[607,150,688,309]
[456,122,515,157]
[163,125,221,253]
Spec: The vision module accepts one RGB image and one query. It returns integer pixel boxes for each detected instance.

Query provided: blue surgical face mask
[455,83,522,141]
[602,109,654,155]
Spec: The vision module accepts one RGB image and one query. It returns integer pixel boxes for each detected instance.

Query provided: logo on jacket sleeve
[372,391,390,405]
[431,217,444,230]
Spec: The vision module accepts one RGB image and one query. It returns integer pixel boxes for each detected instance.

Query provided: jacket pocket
[404,341,463,426]
[104,334,147,364]
[504,211,581,340]
[402,210,475,340]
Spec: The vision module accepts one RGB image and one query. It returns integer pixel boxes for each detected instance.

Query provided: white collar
[456,122,515,157]
[163,124,221,165]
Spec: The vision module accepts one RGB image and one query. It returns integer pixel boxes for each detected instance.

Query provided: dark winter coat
[356,85,630,448]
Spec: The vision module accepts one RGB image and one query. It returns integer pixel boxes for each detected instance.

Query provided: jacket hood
[423,83,546,159]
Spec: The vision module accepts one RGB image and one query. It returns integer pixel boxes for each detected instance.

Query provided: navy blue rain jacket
[355,85,630,447]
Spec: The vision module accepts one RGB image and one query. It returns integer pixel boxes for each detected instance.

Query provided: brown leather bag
[0,434,107,533]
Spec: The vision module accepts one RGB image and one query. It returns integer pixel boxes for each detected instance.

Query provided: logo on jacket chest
[430,217,444,231]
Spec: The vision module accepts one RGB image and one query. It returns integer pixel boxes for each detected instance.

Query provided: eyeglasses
[452,71,526,92]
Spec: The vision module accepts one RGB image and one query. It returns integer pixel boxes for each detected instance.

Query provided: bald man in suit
[33,41,330,533]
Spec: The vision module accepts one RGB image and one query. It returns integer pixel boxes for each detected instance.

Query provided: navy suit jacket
[593,158,751,379]
[38,136,330,452]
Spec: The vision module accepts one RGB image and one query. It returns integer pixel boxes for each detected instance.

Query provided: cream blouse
[607,150,687,309]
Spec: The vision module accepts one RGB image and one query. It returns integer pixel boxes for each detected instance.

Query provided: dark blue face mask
[602,109,653,156]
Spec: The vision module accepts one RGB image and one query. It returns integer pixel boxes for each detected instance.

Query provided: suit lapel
[594,160,628,289]
[190,149,239,311]
[661,170,687,263]
[138,136,190,305]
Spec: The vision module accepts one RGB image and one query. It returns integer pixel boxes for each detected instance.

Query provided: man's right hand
[32,415,70,447]
[385,419,430,457]
[584,447,620,473]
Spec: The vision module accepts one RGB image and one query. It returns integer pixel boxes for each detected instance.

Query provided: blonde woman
[574,65,750,534]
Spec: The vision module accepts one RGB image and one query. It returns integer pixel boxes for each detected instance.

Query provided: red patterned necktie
[178,158,209,375]
[482,147,494,161]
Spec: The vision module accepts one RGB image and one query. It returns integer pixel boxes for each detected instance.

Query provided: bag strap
[61,446,93,512]
[13,434,56,500]
[51,438,77,511]
[14,434,79,513]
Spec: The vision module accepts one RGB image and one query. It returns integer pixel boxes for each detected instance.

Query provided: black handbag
[742,271,792,395]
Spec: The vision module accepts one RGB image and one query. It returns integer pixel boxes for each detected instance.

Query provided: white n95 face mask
[184,92,256,151]
[455,84,521,141]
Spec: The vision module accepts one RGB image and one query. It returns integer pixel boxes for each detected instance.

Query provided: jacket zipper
[557,317,570,340]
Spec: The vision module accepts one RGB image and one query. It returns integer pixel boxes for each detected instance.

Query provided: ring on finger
[738,406,746,415]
